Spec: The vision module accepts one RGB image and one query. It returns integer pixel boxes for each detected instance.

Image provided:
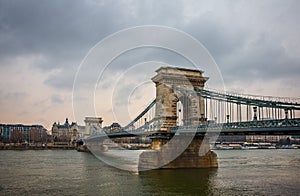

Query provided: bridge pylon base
[139,136,218,170]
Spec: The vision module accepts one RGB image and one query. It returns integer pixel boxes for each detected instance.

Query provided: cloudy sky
[0,0,299,129]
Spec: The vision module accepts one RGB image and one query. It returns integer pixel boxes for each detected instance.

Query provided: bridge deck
[85,118,300,142]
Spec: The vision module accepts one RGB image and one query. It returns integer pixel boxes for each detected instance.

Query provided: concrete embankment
[0,144,75,150]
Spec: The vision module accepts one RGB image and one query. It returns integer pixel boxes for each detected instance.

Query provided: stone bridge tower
[84,117,103,136]
[152,67,208,132]
[139,67,218,169]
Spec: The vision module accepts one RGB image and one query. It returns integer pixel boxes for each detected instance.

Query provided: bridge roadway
[86,118,300,142]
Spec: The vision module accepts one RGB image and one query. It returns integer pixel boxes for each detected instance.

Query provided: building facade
[245,135,291,143]
[0,124,48,143]
[51,118,84,145]
[103,122,122,133]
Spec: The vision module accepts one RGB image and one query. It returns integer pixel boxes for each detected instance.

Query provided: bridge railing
[171,118,300,132]
[173,87,300,110]
[120,118,162,134]
[85,118,300,141]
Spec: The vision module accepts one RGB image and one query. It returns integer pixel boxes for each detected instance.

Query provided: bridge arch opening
[176,95,192,126]
[152,67,208,131]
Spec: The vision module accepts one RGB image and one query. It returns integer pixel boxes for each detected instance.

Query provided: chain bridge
[89,67,300,138]
[86,67,300,169]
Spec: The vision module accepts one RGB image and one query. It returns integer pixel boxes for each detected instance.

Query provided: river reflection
[138,169,217,195]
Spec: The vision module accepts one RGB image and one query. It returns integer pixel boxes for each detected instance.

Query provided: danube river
[0,149,299,195]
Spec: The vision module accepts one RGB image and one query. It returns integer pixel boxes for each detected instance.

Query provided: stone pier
[139,136,218,170]
[139,67,218,170]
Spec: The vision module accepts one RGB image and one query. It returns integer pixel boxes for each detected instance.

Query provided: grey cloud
[0,91,28,102]
[44,65,76,90]
[186,14,249,60]
[83,48,194,91]
[179,0,300,91]
[51,94,64,104]
[1,0,300,96]
[0,0,133,69]
[221,33,300,85]
[1,0,187,91]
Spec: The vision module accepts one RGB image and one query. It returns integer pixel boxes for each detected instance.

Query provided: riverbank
[0,144,75,150]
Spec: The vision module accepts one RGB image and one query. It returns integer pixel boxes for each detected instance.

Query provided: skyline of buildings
[1,117,297,145]
[0,123,48,144]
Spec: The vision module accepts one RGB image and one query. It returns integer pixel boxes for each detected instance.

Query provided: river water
[0,149,299,195]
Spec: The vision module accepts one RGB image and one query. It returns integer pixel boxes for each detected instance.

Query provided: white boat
[215,145,234,150]
[247,146,259,149]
